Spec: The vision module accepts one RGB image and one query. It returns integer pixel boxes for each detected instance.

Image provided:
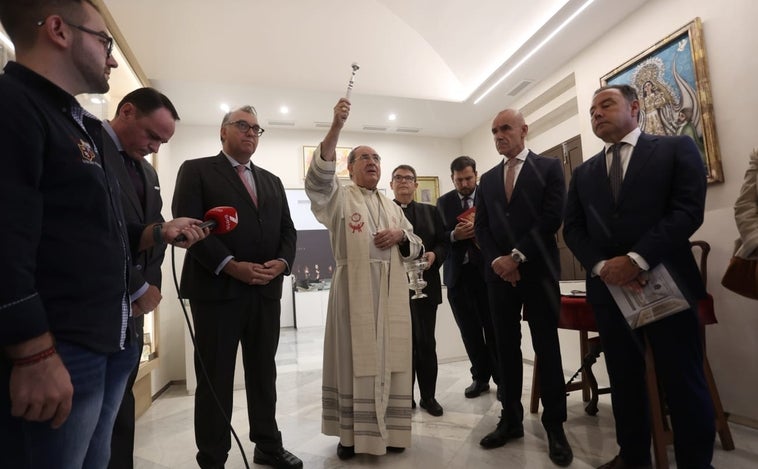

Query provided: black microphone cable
[170,244,251,469]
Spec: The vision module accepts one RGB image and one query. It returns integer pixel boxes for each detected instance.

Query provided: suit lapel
[141,161,159,220]
[509,156,532,204]
[213,153,258,210]
[104,134,144,219]
[620,134,656,202]
[587,149,614,204]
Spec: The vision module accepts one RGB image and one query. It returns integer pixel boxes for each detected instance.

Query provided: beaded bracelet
[13,345,57,367]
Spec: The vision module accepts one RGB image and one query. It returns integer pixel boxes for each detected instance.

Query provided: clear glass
[404,258,429,299]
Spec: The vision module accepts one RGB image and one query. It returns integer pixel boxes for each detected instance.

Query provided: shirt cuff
[277,258,291,275]
[591,260,605,277]
[627,252,649,271]
[130,282,149,303]
[216,255,234,275]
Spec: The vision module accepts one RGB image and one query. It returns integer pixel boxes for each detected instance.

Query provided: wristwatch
[153,223,165,246]
[510,250,525,264]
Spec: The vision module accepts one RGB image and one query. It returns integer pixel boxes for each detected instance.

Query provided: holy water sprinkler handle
[345,62,360,99]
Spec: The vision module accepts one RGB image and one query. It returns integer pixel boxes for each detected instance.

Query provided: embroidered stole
[342,185,410,377]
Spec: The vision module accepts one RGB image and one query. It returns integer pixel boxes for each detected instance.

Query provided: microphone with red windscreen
[173,206,238,242]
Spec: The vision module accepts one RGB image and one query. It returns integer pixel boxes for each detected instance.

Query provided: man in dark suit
[391,164,448,416]
[475,109,572,466]
[172,106,301,469]
[564,84,714,469]
[436,156,499,399]
[103,87,179,469]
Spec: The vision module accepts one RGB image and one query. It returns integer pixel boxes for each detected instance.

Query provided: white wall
[461,0,758,423]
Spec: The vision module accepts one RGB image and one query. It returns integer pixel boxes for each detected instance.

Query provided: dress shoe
[253,447,303,469]
[336,443,355,460]
[479,417,524,448]
[544,424,573,467]
[596,455,652,469]
[419,398,444,416]
[464,380,490,398]
[386,446,405,453]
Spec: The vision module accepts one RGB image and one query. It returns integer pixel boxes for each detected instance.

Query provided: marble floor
[134,327,757,468]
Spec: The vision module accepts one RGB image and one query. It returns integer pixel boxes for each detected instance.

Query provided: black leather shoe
[597,455,652,469]
[479,417,524,448]
[464,380,490,398]
[419,398,444,416]
[253,447,303,469]
[336,443,355,460]
[544,424,573,467]
[386,446,405,453]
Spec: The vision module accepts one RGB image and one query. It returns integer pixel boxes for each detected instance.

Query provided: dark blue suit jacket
[475,151,565,283]
[102,131,166,295]
[437,188,482,288]
[563,133,707,305]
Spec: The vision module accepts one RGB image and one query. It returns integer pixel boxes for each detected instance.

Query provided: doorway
[541,135,585,280]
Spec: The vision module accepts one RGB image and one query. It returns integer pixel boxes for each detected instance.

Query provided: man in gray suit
[173,106,300,469]
[103,87,180,469]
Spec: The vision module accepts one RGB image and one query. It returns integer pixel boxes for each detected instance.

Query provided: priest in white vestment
[305,98,422,459]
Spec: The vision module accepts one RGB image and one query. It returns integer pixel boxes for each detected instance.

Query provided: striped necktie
[608,143,623,202]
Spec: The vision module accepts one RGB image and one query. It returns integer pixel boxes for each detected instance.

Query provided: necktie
[121,152,145,208]
[462,196,471,210]
[236,164,258,207]
[608,143,623,202]
[505,158,521,201]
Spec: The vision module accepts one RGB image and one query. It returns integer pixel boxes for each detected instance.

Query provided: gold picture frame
[302,145,352,179]
[600,18,722,183]
[414,176,440,205]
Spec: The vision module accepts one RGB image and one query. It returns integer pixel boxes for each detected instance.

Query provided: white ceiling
[102,0,649,138]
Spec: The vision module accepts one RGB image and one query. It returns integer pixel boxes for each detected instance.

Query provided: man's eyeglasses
[392,175,416,182]
[37,18,114,57]
[226,120,265,137]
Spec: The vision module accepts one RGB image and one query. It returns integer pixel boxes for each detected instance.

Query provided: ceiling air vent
[507,79,534,97]
[268,120,295,126]
[362,125,388,132]
[314,121,331,128]
[396,127,420,134]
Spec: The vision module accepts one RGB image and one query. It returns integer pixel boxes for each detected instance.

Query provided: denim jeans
[0,338,140,469]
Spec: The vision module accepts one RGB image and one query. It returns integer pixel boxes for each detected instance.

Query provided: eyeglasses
[226,120,265,136]
[37,18,114,57]
[392,175,415,182]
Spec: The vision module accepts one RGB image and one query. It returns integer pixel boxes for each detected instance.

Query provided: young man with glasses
[0,1,206,467]
[173,106,301,469]
[390,165,447,417]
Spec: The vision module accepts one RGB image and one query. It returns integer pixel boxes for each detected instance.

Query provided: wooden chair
[644,240,734,468]
[530,240,735,469]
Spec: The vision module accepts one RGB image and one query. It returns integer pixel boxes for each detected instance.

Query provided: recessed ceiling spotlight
[90,97,104,104]
[220,103,230,113]
[388,113,397,121]
[280,106,289,114]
